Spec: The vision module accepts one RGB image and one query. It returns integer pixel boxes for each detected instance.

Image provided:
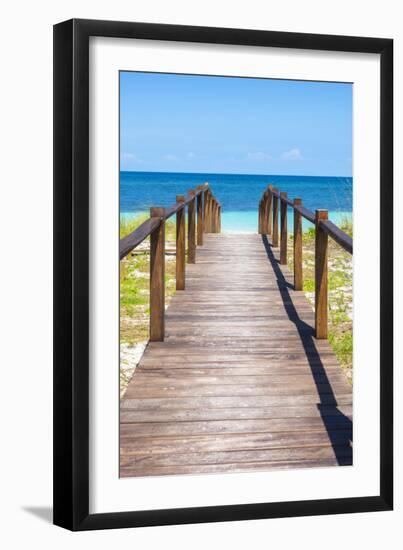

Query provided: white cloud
[247,152,272,161]
[121,152,142,163]
[281,148,302,160]
[163,154,179,161]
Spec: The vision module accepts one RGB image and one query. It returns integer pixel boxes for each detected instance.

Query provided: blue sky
[120,72,352,177]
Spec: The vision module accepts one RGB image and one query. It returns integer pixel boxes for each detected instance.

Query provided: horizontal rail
[161,190,214,221]
[120,184,214,259]
[119,217,161,260]
[262,188,352,252]
[164,202,184,220]
[320,219,353,254]
[294,204,316,224]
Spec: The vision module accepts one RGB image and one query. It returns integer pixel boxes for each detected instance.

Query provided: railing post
[203,187,209,234]
[210,196,215,233]
[209,192,214,233]
[315,209,328,339]
[258,199,263,234]
[267,185,273,235]
[262,191,268,234]
[196,186,204,245]
[187,189,196,263]
[280,191,288,264]
[175,195,186,290]
[293,198,303,290]
[272,188,279,247]
[208,191,213,233]
[218,204,221,233]
[149,207,165,341]
[213,201,219,233]
[204,191,210,233]
[209,194,214,233]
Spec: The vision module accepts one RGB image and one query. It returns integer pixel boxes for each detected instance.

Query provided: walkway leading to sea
[120,232,352,477]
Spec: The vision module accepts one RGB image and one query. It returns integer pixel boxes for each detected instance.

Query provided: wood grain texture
[175,195,186,290]
[187,190,196,264]
[149,207,165,341]
[262,191,269,234]
[280,192,288,265]
[196,186,204,245]
[267,185,273,235]
[120,217,161,260]
[204,189,213,233]
[272,189,279,247]
[315,210,329,339]
[258,200,263,234]
[121,233,352,477]
[212,200,217,233]
[293,198,303,290]
[320,219,353,254]
[218,205,221,233]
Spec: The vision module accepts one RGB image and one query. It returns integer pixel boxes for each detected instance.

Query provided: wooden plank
[120,430,353,456]
[135,358,340,369]
[136,367,344,377]
[121,394,352,410]
[127,373,349,388]
[120,404,353,423]
[124,383,351,399]
[120,457,352,477]
[120,445,352,468]
[120,416,353,438]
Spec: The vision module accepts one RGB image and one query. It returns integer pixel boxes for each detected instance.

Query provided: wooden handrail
[120,182,221,341]
[294,204,316,224]
[319,219,353,254]
[119,217,162,260]
[120,184,210,259]
[289,204,352,253]
[259,184,353,340]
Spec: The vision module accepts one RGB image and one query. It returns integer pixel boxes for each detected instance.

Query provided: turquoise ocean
[120,171,352,233]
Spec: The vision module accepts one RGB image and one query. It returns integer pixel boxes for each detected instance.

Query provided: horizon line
[120,169,353,179]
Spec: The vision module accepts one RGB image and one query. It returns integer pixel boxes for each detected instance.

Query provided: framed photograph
[53,19,393,530]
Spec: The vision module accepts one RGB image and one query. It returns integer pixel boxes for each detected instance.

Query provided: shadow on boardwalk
[261,235,352,466]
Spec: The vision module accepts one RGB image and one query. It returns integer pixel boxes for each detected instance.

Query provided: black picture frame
[53,18,393,531]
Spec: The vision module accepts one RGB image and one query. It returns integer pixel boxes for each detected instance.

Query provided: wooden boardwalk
[120,233,352,477]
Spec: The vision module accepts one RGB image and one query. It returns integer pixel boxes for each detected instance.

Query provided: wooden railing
[258,184,353,340]
[120,183,221,341]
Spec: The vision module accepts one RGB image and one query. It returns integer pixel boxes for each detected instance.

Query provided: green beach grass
[120,213,177,343]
